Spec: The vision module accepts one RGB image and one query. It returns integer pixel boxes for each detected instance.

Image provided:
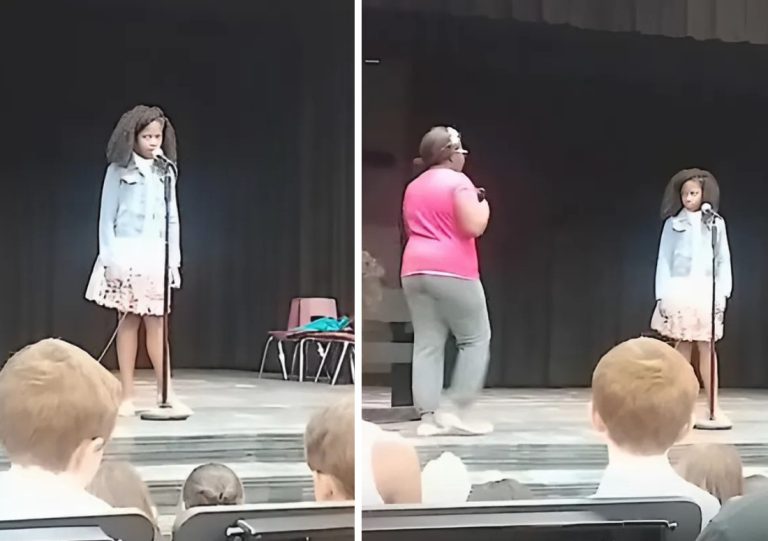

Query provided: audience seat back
[173,502,354,541]
[0,509,155,541]
[362,498,702,541]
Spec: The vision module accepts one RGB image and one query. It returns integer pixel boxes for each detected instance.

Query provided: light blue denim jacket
[98,155,181,268]
[655,210,732,301]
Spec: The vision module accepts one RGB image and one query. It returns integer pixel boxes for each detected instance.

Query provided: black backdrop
[0,1,353,370]
[364,10,768,388]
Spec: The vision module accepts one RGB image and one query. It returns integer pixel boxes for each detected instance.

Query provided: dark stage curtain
[0,1,353,370]
[364,0,768,45]
[364,11,768,388]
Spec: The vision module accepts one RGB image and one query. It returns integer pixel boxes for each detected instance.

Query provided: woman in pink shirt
[401,126,492,436]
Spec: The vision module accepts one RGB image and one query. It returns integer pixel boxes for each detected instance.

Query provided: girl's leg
[143,315,171,398]
[696,340,722,418]
[675,340,694,365]
[116,312,142,415]
[143,315,192,413]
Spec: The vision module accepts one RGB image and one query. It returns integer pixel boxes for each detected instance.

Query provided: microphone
[701,203,717,214]
[152,148,177,174]
[701,203,721,221]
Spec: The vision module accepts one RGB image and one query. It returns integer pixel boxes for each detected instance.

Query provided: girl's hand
[171,267,182,289]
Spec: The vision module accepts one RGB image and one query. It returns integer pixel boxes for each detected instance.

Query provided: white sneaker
[715,410,732,425]
[435,411,493,436]
[118,400,136,417]
[416,413,449,437]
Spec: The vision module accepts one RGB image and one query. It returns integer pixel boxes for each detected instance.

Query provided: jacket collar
[670,208,703,231]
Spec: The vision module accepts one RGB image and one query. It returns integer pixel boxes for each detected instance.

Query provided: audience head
[0,338,121,486]
[421,452,471,504]
[591,337,698,455]
[88,461,156,519]
[743,474,768,495]
[675,444,743,503]
[182,463,245,509]
[362,420,422,505]
[305,395,355,502]
[469,478,534,502]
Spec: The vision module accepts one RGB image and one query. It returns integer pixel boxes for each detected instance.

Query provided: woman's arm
[454,185,490,238]
[98,165,120,267]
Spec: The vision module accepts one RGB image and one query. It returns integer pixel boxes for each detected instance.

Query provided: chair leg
[290,339,305,381]
[258,336,274,378]
[286,340,304,379]
[314,340,334,383]
[331,342,350,386]
[299,339,306,382]
[349,346,355,383]
[277,340,288,380]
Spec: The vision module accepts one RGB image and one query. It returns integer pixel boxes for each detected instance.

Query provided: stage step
[0,433,308,470]
[409,441,768,470]
[7,432,761,473]
[106,433,307,465]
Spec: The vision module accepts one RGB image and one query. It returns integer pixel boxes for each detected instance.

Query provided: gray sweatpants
[402,274,491,414]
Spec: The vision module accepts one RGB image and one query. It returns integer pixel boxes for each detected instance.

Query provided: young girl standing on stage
[651,168,732,425]
[85,105,190,417]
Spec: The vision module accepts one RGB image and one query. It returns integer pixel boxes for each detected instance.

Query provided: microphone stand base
[694,416,732,431]
[139,403,191,422]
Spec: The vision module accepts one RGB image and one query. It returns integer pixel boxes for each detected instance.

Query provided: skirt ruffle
[85,238,170,317]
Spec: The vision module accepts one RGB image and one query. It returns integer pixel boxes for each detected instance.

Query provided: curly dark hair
[660,168,720,220]
[106,105,178,167]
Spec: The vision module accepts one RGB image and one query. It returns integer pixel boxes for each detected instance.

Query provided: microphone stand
[694,209,731,430]
[141,157,189,421]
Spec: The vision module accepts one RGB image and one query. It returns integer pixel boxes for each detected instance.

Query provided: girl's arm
[98,165,120,267]
[168,171,181,269]
[655,219,673,301]
[716,219,733,299]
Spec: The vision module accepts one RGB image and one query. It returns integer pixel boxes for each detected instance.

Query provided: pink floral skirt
[85,238,169,316]
[650,277,725,342]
